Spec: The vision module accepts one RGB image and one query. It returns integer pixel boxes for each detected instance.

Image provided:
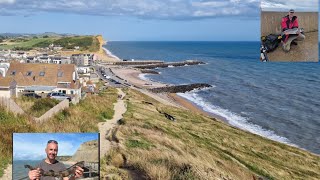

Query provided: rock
[68,140,98,162]
[134,60,205,69]
[149,83,212,93]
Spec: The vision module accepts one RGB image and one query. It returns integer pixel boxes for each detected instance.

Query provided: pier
[149,83,211,93]
[133,60,205,69]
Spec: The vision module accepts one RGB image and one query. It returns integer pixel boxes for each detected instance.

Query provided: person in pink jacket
[281,9,305,52]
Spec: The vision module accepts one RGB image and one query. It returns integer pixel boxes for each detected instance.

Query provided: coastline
[101,45,306,150]
[102,45,224,120]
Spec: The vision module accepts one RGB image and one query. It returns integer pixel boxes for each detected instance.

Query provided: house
[71,54,89,66]
[0,78,16,98]
[0,62,81,98]
[26,56,37,63]
[77,67,90,74]
[52,57,62,64]
[0,63,10,77]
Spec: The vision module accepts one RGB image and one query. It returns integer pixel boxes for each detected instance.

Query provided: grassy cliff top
[101,88,320,180]
[0,35,100,52]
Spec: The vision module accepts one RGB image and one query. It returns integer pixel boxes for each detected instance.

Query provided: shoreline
[101,46,311,153]
[101,44,225,120]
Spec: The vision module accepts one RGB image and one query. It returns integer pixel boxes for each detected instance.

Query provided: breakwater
[113,60,164,65]
[134,60,205,69]
[140,70,160,74]
[149,83,211,93]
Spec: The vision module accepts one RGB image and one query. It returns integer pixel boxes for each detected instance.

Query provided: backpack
[261,34,281,52]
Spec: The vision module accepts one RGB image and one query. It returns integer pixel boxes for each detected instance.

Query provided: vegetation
[14,96,59,117]
[101,88,320,180]
[53,36,99,51]
[0,37,56,50]
[0,35,100,52]
[0,108,35,177]
[31,87,118,132]
[0,87,118,176]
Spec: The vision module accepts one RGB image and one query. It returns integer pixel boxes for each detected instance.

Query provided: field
[0,36,100,52]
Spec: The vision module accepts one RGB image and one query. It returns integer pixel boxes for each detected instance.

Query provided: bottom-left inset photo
[13,133,99,180]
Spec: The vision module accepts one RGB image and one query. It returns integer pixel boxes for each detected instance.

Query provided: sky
[13,133,98,160]
[261,0,318,12]
[0,0,262,41]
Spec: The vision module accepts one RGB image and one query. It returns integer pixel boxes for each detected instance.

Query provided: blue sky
[13,133,98,160]
[0,0,262,41]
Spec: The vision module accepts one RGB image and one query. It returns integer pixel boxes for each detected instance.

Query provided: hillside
[101,88,320,179]
[69,140,99,163]
[0,35,99,52]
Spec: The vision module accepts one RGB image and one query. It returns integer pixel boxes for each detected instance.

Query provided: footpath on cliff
[98,88,127,157]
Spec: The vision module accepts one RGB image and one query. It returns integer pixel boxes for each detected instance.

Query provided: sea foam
[177,89,296,146]
[103,47,121,60]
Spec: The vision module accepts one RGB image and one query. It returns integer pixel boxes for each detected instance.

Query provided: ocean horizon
[105,41,320,155]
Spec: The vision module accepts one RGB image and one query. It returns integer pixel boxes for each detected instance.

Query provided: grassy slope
[0,37,57,50]
[0,87,118,177]
[0,36,99,52]
[102,88,320,180]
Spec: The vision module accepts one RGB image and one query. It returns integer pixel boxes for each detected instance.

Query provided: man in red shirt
[281,9,305,52]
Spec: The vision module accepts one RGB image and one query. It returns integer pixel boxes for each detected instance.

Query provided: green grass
[0,36,100,52]
[125,138,154,150]
[0,107,35,177]
[0,87,119,177]
[0,37,57,50]
[101,88,320,180]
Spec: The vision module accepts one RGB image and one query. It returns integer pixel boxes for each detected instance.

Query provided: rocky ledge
[134,60,205,69]
[149,83,211,93]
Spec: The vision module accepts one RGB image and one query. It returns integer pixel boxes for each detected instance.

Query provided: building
[0,63,10,77]
[0,62,81,98]
[71,54,89,66]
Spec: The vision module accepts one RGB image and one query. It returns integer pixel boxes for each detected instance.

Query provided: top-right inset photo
[260,0,318,62]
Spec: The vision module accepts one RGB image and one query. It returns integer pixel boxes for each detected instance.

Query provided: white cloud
[0,0,15,4]
[261,0,318,11]
[0,0,260,19]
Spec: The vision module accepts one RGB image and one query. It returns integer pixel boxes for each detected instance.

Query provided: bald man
[28,140,84,180]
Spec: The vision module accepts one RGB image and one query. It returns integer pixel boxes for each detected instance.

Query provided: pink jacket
[281,15,299,31]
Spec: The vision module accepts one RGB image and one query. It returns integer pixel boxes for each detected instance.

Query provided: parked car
[47,92,71,101]
[23,93,42,99]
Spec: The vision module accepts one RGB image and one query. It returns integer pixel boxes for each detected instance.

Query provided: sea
[13,160,41,180]
[13,160,73,180]
[105,41,320,155]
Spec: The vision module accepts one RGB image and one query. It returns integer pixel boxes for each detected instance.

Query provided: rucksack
[261,34,282,52]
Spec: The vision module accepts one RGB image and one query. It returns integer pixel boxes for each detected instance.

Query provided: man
[281,9,305,52]
[28,140,84,180]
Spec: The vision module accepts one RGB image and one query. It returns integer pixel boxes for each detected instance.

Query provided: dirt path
[98,88,126,158]
[0,164,12,180]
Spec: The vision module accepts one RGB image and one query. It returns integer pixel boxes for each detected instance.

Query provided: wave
[177,91,296,146]
[102,47,121,60]
[138,73,150,81]
[168,65,174,68]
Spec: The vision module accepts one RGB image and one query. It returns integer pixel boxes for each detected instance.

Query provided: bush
[30,98,59,117]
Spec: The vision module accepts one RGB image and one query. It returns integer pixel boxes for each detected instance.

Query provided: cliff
[69,140,99,163]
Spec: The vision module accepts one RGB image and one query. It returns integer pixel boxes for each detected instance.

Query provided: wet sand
[111,67,167,88]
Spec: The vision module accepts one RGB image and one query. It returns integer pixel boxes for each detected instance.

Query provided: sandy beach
[109,64,214,118]
[111,67,167,88]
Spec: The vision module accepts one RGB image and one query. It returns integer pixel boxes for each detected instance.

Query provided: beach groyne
[140,70,160,74]
[134,60,205,69]
[149,83,211,93]
[113,60,164,65]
